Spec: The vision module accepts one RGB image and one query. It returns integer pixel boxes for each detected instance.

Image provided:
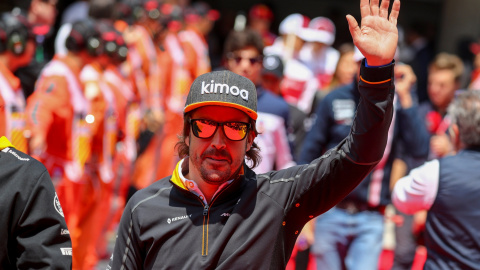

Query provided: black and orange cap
[184,70,258,120]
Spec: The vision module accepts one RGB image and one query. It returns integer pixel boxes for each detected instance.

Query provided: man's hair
[448,90,480,147]
[88,0,115,19]
[429,52,464,83]
[223,29,264,57]
[175,112,262,169]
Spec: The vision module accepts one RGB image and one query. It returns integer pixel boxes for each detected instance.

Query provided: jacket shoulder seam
[131,186,172,213]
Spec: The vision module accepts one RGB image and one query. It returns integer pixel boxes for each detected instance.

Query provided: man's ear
[450,123,460,150]
[185,134,190,147]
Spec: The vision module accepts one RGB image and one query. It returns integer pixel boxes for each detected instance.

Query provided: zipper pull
[203,205,209,216]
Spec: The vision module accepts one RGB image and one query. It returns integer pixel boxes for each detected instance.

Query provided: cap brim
[184,101,258,120]
[299,29,334,45]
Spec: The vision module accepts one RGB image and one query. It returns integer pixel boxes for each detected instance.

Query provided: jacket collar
[0,136,14,151]
[170,158,253,203]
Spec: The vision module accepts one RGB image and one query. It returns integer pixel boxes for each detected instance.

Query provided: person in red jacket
[0,11,35,153]
[26,18,101,270]
[180,1,219,78]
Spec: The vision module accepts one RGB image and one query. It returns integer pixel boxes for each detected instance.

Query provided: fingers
[346,15,361,43]
[370,0,380,16]
[379,0,390,18]
[360,0,371,19]
[389,0,401,25]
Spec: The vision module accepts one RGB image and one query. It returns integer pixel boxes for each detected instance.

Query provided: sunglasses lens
[192,120,217,138]
[223,122,249,141]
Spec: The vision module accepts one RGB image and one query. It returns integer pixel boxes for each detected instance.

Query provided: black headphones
[97,20,128,64]
[144,0,162,20]
[0,12,31,55]
[65,18,103,57]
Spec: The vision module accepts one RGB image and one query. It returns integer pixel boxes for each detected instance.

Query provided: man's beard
[194,148,242,185]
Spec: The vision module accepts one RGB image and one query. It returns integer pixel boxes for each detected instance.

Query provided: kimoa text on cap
[201,80,249,101]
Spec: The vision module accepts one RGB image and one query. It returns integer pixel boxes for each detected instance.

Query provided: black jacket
[0,138,72,269]
[109,61,395,270]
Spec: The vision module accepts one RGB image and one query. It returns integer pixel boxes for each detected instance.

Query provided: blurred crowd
[1,0,480,269]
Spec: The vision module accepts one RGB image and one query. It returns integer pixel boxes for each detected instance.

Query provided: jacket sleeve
[15,169,72,269]
[108,198,144,269]
[392,159,440,214]
[263,60,395,222]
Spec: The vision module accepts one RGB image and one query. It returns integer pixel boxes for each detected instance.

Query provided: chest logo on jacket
[333,99,355,125]
[167,214,192,224]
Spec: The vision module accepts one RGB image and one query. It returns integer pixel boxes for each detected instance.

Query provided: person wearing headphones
[25,18,101,270]
[0,11,35,154]
[179,1,219,78]
[14,0,58,99]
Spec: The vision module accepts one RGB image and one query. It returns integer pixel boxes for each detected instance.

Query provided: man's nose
[210,126,227,149]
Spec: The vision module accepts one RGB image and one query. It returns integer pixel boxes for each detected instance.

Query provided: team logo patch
[54,193,64,217]
[60,247,72,256]
[167,214,191,224]
[332,99,355,125]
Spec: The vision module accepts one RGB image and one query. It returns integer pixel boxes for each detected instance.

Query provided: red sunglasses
[190,119,251,141]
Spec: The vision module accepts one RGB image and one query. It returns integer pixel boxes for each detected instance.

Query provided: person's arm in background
[395,64,430,158]
[298,96,331,164]
[430,132,454,157]
[273,120,296,170]
[26,76,68,158]
[392,159,439,214]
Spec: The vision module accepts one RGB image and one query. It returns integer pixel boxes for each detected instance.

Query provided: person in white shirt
[393,90,480,270]
[299,17,340,89]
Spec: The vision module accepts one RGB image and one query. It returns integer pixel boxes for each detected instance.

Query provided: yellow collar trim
[170,157,246,190]
[171,159,188,190]
[0,136,14,151]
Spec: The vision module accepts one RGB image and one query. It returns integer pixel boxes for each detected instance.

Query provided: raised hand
[347,0,400,66]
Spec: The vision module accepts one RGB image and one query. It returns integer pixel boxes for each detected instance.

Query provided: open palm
[347,0,400,66]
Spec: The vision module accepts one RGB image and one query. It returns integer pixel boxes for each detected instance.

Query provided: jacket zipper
[202,204,209,256]
[200,186,231,257]
[170,176,241,257]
